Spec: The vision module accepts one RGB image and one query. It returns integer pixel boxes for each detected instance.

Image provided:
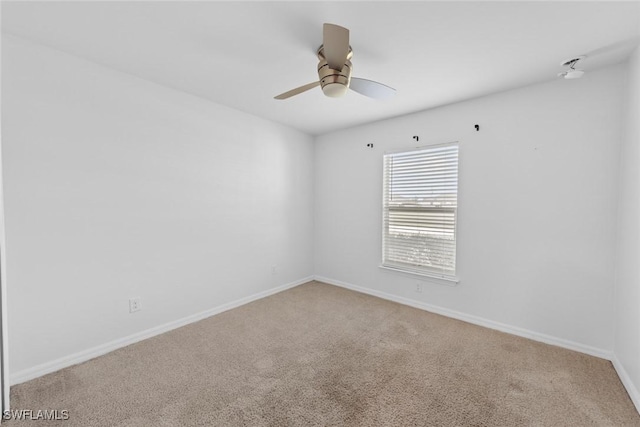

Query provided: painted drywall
[614,46,640,411]
[0,30,10,411]
[315,64,626,354]
[1,35,314,377]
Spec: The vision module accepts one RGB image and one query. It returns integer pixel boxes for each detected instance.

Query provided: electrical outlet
[271,265,278,275]
[129,297,141,313]
[416,283,423,293]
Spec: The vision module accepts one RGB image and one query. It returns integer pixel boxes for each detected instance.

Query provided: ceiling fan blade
[349,77,396,100]
[323,23,349,70]
[274,81,320,100]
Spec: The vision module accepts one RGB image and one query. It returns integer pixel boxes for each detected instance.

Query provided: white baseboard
[611,355,640,414]
[11,276,314,386]
[314,275,612,360]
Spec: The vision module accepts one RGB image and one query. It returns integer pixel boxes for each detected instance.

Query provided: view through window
[382,143,459,278]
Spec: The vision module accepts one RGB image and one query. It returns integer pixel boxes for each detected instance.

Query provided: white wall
[614,46,640,411]
[2,30,636,407]
[315,64,626,355]
[1,35,314,378]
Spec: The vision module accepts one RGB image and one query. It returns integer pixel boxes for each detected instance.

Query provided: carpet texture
[8,281,640,426]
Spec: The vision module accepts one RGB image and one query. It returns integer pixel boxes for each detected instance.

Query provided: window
[382,143,459,280]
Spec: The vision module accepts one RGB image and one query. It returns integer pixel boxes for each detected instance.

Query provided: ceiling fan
[274,23,396,100]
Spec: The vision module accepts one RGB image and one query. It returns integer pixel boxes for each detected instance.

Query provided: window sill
[379,264,460,285]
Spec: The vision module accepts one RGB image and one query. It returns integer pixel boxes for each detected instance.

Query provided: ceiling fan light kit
[317,45,353,98]
[274,23,396,101]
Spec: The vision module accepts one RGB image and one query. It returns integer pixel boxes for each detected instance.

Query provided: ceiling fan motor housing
[317,45,353,98]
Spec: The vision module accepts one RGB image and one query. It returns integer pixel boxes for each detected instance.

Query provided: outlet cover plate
[129,297,141,313]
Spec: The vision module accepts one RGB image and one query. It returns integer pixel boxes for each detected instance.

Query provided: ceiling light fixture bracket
[560,56,586,68]
[558,55,587,79]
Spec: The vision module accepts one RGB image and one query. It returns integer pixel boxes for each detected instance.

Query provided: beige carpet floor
[7,281,640,426]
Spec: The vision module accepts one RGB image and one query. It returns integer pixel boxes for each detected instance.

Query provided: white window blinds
[382,143,459,278]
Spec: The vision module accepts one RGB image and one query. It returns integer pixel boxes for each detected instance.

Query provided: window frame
[380,142,460,283]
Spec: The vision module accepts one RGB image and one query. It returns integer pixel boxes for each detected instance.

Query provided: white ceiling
[2,1,639,136]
